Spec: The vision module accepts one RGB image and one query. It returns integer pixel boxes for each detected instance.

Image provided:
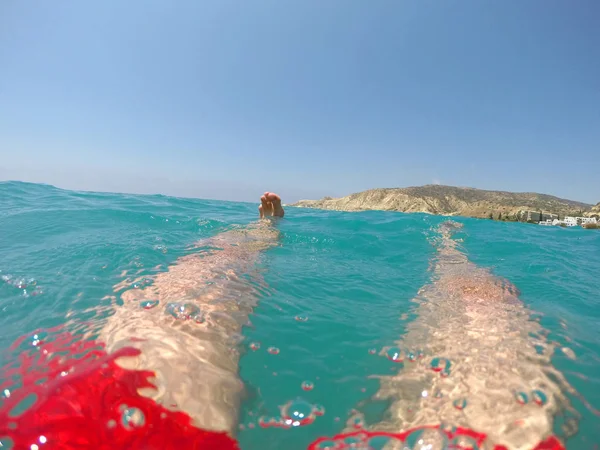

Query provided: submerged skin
[370,221,574,449]
[99,192,284,435]
[100,195,572,447]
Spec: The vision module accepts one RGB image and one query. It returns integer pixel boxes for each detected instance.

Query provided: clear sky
[1,0,598,203]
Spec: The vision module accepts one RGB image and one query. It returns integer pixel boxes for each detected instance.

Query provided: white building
[564,217,578,226]
[560,216,597,227]
[540,216,597,228]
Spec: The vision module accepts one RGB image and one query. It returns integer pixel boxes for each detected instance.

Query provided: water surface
[0,181,598,449]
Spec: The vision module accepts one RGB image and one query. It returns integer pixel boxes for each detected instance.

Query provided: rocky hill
[588,202,600,217]
[291,185,592,219]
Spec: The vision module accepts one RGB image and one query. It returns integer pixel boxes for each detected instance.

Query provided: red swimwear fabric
[0,329,238,450]
[0,329,564,450]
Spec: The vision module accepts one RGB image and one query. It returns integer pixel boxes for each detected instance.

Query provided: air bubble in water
[347,414,364,429]
[453,398,468,410]
[31,335,41,347]
[515,391,528,405]
[532,389,547,406]
[430,357,451,376]
[26,331,47,348]
[406,428,449,450]
[258,416,282,428]
[192,313,205,324]
[386,347,405,362]
[281,398,317,427]
[140,300,159,310]
[452,436,480,450]
[313,404,325,416]
[0,437,15,448]
[301,381,314,391]
[121,406,145,430]
[408,350,424,362]
[165,302,200,320]
[268,347,280,355]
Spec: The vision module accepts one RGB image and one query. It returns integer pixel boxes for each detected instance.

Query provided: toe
[266,193,281,204]
[261,195,272,216]
[265,192,284,217]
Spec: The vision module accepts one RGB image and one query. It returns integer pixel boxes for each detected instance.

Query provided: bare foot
[259,192,285,219]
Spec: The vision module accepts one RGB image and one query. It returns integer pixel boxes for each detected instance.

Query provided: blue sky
[0,0,598,203]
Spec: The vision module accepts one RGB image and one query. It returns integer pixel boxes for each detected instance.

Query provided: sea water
[0,181,598,449]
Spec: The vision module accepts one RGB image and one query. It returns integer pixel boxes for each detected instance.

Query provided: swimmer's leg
[99,192,284,435]
[364,221,571,448]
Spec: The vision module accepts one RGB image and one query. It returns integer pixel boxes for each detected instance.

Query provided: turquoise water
[0,181,599,449]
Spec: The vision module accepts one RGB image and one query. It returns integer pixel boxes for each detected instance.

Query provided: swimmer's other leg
[259,192,285,218]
